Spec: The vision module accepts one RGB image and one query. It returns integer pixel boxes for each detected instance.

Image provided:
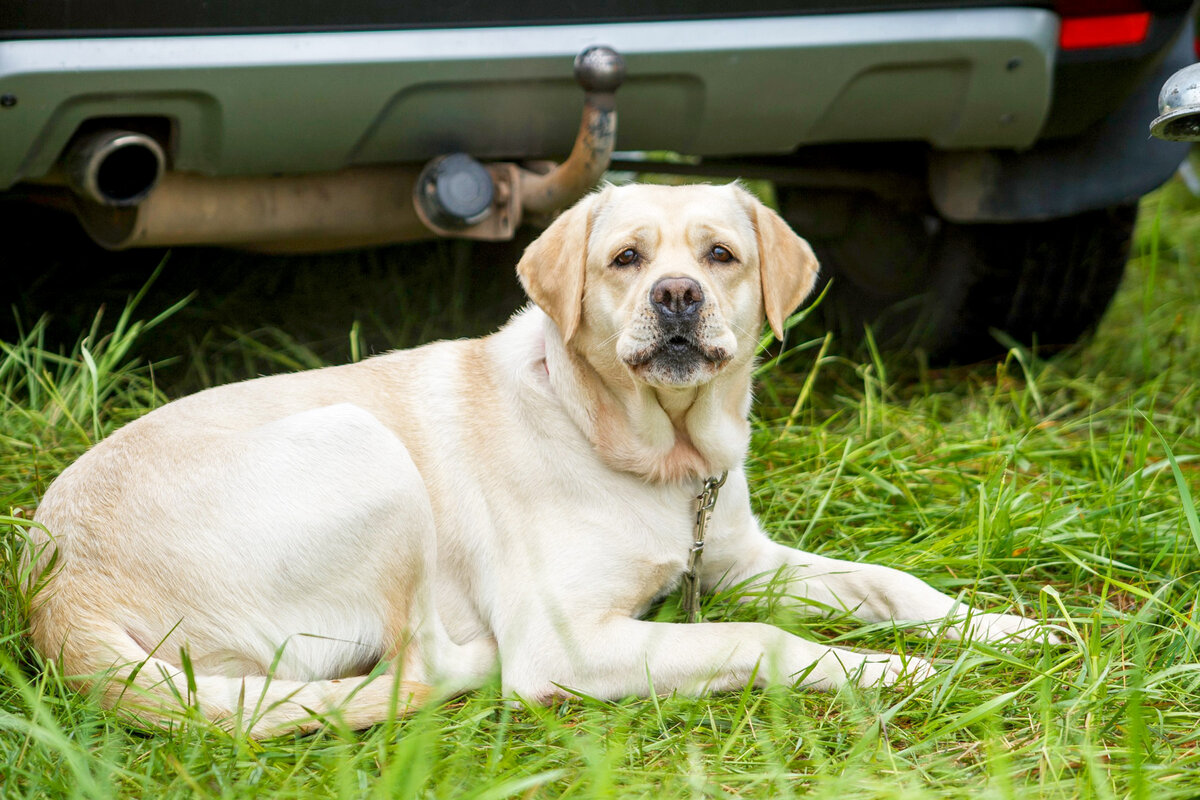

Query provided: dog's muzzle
[622,277,731,382]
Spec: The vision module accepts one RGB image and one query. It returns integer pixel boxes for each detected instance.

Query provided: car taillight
[1054,1,1152,50]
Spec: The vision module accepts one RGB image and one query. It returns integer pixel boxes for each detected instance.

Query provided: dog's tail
[36,615,432,738]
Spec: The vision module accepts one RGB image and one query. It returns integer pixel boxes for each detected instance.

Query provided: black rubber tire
[778,188,1138,363]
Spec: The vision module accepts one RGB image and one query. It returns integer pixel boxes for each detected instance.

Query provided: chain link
[680,471,728,623]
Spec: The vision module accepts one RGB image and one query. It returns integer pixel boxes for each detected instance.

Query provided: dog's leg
[500,616,934,704]
[709,538,1054,644]
[33,401,498,737]
[390,591,499,697]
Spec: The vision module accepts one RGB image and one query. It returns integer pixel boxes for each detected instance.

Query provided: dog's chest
[604,497,703,618]
[627,558,687,618]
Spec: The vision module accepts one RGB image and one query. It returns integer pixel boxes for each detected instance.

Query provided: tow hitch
[415,45,625,241]
[67,46,625,251]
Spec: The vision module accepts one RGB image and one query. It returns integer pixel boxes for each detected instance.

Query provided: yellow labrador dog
[28,183,1046,738]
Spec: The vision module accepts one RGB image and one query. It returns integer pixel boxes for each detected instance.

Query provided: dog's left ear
[516,191,603,343]
[737,188,820,340]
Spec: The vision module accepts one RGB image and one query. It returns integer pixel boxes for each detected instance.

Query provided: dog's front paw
[803,649,936,690]
[937,611,1062,646]
[853,652,938,688]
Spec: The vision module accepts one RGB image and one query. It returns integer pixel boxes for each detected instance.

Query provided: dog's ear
[739,188,820,340]
[516,192,600,343]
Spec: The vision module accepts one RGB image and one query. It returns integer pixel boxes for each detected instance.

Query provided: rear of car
[0,0,1192,359]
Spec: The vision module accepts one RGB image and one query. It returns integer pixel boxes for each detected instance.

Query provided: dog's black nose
[651,277,704,317]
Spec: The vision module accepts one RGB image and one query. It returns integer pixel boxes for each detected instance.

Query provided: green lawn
[2,182,1199,799]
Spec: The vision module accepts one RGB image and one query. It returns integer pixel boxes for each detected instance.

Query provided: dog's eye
[709,245,735,263]
[613,248,640,267]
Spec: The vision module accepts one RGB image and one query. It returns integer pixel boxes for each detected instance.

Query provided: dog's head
[517,183,818,388]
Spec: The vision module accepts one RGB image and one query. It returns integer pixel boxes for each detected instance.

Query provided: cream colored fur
[27,183,1049,738]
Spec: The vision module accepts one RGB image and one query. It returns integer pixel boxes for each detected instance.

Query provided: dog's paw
[805,650,936,690]
[934,612,1063,646]
[854,652,938,688]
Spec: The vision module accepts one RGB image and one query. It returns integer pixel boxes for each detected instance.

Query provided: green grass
[2,181,1200,799]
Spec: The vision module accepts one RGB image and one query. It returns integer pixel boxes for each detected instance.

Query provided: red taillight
[1059,11,1151,49]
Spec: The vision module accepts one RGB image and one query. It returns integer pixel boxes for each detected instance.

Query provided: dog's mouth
[665,334,692,352]
[616,305,739,386]
[624,332,731,371]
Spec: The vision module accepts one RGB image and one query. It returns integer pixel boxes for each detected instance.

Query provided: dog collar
[680,471,728,623]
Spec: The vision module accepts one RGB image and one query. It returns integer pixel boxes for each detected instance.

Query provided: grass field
[2,181,1199,799]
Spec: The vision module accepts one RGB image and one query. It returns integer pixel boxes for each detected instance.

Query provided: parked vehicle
[0,1,1192,359]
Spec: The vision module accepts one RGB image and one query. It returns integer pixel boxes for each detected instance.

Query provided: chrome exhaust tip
[65,130,167,206]
[1150,63,1200,141]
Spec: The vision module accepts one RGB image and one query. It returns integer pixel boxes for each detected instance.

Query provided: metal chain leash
[680,471,728,623]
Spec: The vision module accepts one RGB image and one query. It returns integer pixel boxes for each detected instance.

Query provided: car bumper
[0,7,1059,189]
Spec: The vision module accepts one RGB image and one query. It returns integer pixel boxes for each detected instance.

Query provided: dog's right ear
[516,192,600,343]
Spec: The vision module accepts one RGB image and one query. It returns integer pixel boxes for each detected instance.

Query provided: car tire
[777,187,1138,363]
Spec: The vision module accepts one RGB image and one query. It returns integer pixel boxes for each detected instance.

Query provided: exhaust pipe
[65,130,166,207]
[1150,62,1200,141]
[74,166,432,253]
[67,45,624,251]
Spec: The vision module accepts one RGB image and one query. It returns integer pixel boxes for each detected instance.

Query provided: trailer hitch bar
[414,45,626,240]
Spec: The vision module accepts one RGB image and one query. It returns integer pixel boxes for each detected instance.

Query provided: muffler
[74,166,433,253]
[69,46,625,252]
[1150,62,1200,141]
[65,130,166,207]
